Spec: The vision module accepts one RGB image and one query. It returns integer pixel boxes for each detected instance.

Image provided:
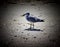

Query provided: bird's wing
[32,17,39,21]
[34,17,42,21]
[34,17,38,20]
[29,16,44,22]
[33,17,39,21]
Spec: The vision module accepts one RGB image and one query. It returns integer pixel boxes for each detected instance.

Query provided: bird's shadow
[25,28,43,31]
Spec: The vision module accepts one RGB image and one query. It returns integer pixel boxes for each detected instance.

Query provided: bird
[22,12,44,29]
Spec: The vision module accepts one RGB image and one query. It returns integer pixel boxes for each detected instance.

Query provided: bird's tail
[37,19,44,22]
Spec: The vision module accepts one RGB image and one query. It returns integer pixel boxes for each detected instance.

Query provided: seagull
[22,12,44,29]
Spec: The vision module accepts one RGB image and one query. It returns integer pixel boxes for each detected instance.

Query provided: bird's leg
[29,23,31,29]
[33,23,34,29]
[30,23,34,29]
[30,23,32,29]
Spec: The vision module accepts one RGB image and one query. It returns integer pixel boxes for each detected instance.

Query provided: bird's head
[22,13,30,16]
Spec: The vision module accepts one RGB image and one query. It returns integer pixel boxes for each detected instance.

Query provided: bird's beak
[22,14,25,16]
[21,14,25,17]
